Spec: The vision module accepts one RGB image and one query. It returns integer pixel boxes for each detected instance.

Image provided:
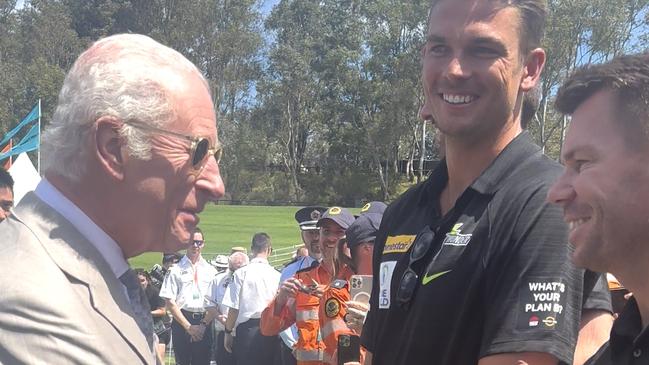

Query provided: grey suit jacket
[0,193,155,365]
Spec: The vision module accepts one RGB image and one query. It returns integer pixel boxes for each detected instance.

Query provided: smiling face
[419,0,543,143]
[547,89,649,273]
[122,72,225,255]
[319,219,346,262]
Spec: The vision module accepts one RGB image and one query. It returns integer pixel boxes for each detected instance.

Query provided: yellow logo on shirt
[383,235,416,254]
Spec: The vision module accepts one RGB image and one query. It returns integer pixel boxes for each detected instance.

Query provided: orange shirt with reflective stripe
[261,264,352,365]
[318,267,365,365]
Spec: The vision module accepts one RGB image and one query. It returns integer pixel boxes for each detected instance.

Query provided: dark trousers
[216,330,235,365]
[274,340,297,365]
[233,318,277,365]
[171,310,212,365]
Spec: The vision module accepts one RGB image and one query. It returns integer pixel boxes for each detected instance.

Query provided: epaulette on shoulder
[296,262,319,274]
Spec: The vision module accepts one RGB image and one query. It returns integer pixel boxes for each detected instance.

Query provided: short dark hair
[134,268,151,282]
[190,227,204,241]
[251,232,271,253]
[428,0,547,54]
[0,168,13,192]
[555,52,649,148]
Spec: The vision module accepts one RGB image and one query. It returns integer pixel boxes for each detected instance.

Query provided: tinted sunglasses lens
[213,146,223,163]
[411,230,434,261]
[193,240,204,247]
[397,269,418,304]
[193,139,210,167]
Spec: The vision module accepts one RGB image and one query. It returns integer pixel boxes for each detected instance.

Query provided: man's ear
[520,48,546,92]
[94,116,125,181]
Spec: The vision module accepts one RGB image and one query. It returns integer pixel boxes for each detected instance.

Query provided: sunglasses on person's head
[122,120,223,171]
[395,226,435,307]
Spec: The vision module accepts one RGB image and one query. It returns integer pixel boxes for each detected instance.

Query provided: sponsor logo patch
[442,223,472,247]
[360,203,371,213]
[517,278,567,330]
[379,261,397,309]
[383,235,416,254]
[325,298,340,318]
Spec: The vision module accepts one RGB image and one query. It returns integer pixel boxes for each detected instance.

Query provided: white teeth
[568,218,588,231]
[442,94,475,104]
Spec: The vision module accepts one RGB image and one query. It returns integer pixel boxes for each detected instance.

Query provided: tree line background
[1,0,647,206]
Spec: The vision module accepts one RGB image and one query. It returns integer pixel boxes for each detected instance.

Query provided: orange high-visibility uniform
[318,268,365,365]
[261,264,336,364]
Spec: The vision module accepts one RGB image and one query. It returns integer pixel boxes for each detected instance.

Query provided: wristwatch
[224,327,233,334]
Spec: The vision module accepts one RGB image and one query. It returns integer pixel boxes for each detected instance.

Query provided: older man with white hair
[0,34,224,364]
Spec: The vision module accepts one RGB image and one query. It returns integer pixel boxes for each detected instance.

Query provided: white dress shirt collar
[34,179,129,279]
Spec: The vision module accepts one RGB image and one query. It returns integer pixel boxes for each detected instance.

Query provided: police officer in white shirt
[223,232,281,365]
[209,252,249,365]
[160,228,218,365]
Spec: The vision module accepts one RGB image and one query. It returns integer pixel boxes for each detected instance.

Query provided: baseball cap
[317,206,356,230]
[295,206,327,231]
[347,213,383,250]
[359,201,387,215]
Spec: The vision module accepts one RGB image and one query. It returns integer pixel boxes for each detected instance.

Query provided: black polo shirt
[587,297,649,365]
[361,132,611,365]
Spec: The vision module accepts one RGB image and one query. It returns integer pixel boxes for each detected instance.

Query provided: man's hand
[276,278,302,306]
[224,333,234,353]
[187,324,205,342]
[216,314,227,325]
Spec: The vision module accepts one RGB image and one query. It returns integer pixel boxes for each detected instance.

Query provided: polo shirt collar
[610,296,649,355]
[470,131,541,194]
[421,131,541,204]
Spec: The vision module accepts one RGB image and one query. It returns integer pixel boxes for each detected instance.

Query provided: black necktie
[119,269,154,348]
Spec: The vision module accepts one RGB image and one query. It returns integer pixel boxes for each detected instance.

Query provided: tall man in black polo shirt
[548,53,649,365]
[360,0,612,364]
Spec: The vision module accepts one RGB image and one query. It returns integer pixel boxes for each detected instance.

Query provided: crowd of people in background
[2,0,649,364]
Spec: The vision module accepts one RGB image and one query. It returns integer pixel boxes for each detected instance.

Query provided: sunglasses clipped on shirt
[395,226,436,307]
[122,120,223,172]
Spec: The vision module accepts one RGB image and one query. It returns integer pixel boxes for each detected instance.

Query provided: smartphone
[349,275,372,305]
[337,334,360,365]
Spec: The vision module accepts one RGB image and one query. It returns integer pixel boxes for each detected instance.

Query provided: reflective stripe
[320,318,348,339]
[296,308,319,322]
[294,348,324,361]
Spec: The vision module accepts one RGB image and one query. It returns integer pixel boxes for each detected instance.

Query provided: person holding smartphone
[319,207,385,365]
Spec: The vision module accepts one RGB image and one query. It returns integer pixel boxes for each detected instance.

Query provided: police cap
[295,206,327,231]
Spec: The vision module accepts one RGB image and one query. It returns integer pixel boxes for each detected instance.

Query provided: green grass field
[128,205,359,270]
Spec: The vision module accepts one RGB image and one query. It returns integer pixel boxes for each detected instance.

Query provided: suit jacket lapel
[13,192,153,363]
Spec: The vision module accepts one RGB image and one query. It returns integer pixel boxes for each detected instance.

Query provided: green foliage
[1,0,647,202]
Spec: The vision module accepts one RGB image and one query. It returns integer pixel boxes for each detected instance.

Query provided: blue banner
[0,104,39,146]
[0,124,40,161]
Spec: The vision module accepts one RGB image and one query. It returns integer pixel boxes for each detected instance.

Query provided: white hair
[229,251,249,271]
[41,33,210,182]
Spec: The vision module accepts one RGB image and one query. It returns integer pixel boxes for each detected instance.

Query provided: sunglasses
[395,226,435,307]
[122,120,223,171]
[192,240,205,247]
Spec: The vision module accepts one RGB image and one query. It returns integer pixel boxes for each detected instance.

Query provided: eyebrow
[561,145,598,164]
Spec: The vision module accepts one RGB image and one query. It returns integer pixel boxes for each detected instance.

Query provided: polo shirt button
[633,349,642,358]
